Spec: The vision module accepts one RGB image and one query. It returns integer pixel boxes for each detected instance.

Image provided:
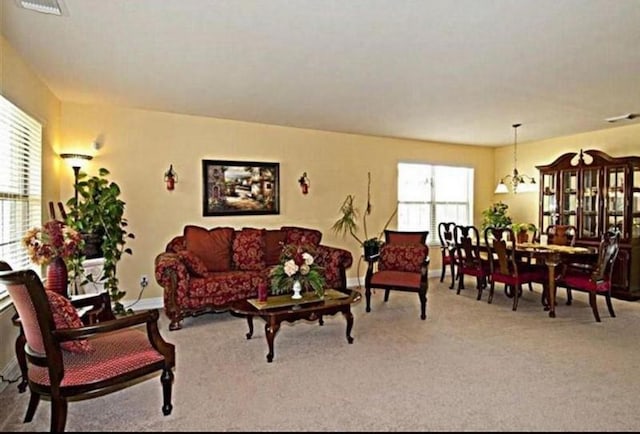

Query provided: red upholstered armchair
[364,230,430,320]
[0,268,175,433]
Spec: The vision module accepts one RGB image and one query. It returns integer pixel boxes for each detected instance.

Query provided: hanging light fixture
[494,123,536,194]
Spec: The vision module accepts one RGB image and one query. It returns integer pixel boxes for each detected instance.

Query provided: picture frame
[202,159,280,216]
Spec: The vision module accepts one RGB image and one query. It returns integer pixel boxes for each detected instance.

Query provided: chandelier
[494,123,536,194]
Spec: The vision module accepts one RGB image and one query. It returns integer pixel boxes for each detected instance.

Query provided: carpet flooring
[2,278,640,432]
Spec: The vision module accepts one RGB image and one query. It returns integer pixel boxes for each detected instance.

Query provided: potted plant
[509,222,537,243]
[480,201,512,231]
[65,168,135,315]
[331,173,397,259]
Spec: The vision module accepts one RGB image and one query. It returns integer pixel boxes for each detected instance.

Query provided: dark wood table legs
[243,304,355,363]
[545,252,561,318]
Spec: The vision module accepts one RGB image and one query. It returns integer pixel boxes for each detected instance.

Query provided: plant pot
[516,231,529,243]
[364,243,380,260]
[82,232,103,259]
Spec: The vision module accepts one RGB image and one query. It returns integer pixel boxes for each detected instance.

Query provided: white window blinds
[0,95,42,304]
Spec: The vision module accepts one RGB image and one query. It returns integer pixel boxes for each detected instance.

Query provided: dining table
[508,242,596,317]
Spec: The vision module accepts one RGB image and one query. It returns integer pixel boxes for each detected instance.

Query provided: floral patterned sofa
[154,225,353,330]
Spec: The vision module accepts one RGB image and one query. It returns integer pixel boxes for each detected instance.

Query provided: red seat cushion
[370,270,422,288]
[562,272,610,293]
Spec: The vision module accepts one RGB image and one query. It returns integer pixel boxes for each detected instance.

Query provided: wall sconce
[60,153,93,212]
[298,172,310,194]
[164,164,178,191]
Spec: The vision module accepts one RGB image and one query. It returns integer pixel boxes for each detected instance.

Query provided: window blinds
[0,95,42,302]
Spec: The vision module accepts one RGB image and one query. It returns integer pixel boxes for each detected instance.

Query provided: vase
[46,256,69,298]
[291,280,302,299]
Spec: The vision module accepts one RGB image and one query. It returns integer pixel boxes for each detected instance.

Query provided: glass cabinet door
[606,166,626,236]
[540,172,558,230]
[580,168,599,238]
[633,166,640,238]
[560,170,578,227]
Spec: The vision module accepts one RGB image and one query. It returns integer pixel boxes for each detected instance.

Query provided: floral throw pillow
[46,290,94,354]
[232,228,266,271]
[379,244,429,273]
[177,250,209,277]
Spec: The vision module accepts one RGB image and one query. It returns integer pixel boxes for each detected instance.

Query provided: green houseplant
[480,201,512,231]
[509,222,537,243]
[65,168,135,314]
[331,173,397,259]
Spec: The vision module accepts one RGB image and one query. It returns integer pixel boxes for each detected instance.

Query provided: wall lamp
[60,153,93,209]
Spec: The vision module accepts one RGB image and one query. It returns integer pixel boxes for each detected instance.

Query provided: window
[0,95,42,306]
[397,162,474,244]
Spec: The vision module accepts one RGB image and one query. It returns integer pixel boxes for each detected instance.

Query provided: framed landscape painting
[202,160,280,216]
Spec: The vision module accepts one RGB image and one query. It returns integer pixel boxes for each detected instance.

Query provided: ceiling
[2,0,640,146]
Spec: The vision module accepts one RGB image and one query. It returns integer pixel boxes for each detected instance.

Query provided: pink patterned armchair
[155,225,353,330]
[364,230,430,320]
[0,268,175,433]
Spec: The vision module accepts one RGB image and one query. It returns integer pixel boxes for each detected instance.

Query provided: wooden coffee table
[229,288,361,362]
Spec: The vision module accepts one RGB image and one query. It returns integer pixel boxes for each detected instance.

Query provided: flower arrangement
[22,220,82,265]
[269,244,326,298]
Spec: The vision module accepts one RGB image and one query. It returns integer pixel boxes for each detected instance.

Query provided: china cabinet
[536,149,640,300]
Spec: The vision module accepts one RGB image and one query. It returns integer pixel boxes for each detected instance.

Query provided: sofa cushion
[281,226,322,246]
[264,229,287,265]
[46,290,94,354]
[184,225,234,272]
[379,244,429,273]
[177,250,209,277]
[233,228,266,271]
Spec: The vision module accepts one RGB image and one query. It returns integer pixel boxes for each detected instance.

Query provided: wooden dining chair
[452,225,491,300]
[437,222,456,288]
[556,231,620,322]
[483,226,548,311]
[546,224,577,246]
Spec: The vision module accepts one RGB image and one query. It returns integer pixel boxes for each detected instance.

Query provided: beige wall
[58,102,496,301]
[492,123,640,227]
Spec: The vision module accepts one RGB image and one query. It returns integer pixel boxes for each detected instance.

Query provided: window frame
[397,161,474,246]
[0,95,42,310]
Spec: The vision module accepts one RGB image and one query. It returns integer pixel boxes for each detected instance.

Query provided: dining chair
[452,225,491,300]
[546,224,577,246]
[556,230,620,322]
[364,230,430,320]
[0,267,176,433]
[545,224,589,304]
[483,226,548,311]
[437,222,456,288]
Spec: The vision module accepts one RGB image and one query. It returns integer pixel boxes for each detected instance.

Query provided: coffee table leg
[264,319,281,363]
[343,308,354,344]
[245,316,254,339]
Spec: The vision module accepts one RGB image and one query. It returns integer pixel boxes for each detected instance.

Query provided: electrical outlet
[140,275,149,288]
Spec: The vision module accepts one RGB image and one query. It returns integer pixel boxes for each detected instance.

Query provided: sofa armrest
[316,244,353,289]
[154,252,191,329]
